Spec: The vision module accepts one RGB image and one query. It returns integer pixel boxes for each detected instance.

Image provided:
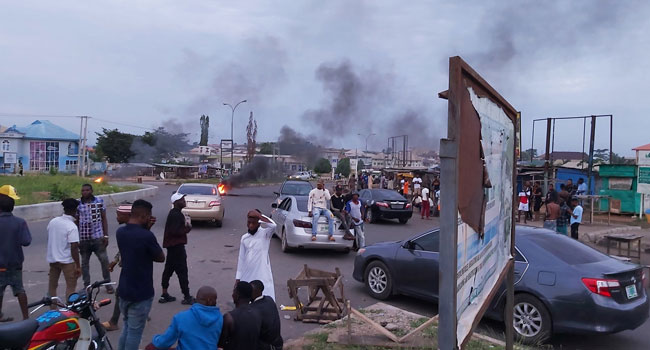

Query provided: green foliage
[131,127,191,163]
[335,158,351,177]
[259,142,274,155]
[314,158,332,174]
[2,174,138,205]
[522,148,538,161]
[49,166,59,176]
[95,128,135,163]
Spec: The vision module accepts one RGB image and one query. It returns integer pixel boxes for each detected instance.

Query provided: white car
[289,171,311,180]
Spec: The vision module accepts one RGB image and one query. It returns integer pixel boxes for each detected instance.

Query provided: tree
[245,112,257,163]
[522,148,538,161]
[259,142,274,154]
[95,128,135,163]
[314,158,332,174]
[199,115,209,146]
[130,127,191,163]
[357,159,365,171]
[335,158,351,177]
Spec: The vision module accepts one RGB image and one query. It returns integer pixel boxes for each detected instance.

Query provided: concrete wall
[13,184,158,222]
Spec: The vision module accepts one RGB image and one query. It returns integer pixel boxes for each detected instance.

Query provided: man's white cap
[171,192,186,204]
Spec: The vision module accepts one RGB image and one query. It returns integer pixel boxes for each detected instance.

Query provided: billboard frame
[438,56,518,350]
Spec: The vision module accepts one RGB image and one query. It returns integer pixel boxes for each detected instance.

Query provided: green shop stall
[598,164,642,214]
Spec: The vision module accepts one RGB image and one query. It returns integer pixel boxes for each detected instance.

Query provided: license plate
[188,202,203,208]
[626,284,638,299]
[391,204,403,209]
[318,224,330,233]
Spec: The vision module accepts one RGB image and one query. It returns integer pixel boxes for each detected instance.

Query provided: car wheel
[510,294,552,345]
[214,219,223,228]
[398,218,408,224]
[364,260,392,300]
[281,227,292,253]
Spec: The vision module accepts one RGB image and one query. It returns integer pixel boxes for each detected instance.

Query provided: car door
[394,231,440,300]
[274,198,291,233]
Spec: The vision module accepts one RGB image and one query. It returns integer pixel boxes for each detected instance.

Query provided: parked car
[175,183,225,227]
[358,189,412,224]
[273,180,313,204]
[271,195,354,253]
[288,171,312,180]
[352,226,649,344]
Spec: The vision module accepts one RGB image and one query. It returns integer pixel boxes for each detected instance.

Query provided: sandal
[181,296,195,305]
[0,313,13,322]
[158,293,176,303]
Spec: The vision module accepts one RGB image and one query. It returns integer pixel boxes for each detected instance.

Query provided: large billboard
[439,56,517,349]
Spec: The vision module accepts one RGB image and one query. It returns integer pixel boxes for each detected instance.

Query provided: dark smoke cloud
[276,125,321,166]
[222,157,271,187]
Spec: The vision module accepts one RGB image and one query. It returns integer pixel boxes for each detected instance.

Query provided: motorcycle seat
[0,319,39,349]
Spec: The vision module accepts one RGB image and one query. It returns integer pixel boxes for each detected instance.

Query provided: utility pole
[223,100,247,174]
[77,116,89,176]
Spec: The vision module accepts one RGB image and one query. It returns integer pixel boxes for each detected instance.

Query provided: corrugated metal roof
[17,120,79,141]
[632,143,650,151]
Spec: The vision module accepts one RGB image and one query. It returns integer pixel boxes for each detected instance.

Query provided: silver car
[271,195,354,253]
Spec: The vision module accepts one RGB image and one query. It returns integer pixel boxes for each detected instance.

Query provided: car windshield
[526,233,608,265]
[296,198,309,212]
[282,182,312,196]
[178,185,217,196]
[372,189,405,200]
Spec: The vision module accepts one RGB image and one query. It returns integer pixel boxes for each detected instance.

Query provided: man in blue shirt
[116,199,165,350]
[570,197,583,240]
[146,286,223,350]
[0,188,31,322]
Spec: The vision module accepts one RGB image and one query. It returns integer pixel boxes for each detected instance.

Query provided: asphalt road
[5,182,650,349]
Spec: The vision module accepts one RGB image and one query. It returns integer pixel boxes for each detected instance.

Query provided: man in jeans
[345,193,366,249]
[159,193,193,305]
[0,187,32,322]
[47,198,81,306]
[330,186,354,241]
[78,184,113,293]
[307,179,335,242]
[116,200,165,350]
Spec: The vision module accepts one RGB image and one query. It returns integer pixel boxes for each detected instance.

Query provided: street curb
[13,184,158,222]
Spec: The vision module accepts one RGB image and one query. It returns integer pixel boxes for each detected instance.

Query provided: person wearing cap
[307,179,335,242]
[46,198,81,309]
[0,185,32,322]
[159,193,193,305]
[77,183,113,293]
[235,210,277,301]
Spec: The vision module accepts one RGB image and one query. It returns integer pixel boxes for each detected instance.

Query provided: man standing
[236,210,277,301]
[413,174,422,196]
[147,286,223,350]
[421,185,431,220]
[117,200,165,350]
[576,178,588,196]
[219,281,262,350]
[330,186,354,241]
[570,197,583,240]
[250,280,283,350]
[556,196,571,236]
[565,179,575,197]
[0,187,31,322]
[47,198,81,305]
[307,180,335,242]
[345,193,366,249]
[159,193,193,305]
[348,174,357,192]
[544,191,560,232]
[78,184,113,293]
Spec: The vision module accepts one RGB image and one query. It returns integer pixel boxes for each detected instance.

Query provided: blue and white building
[0,120,83,173]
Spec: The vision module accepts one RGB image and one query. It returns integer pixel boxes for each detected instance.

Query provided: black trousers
[571,223,580,240]
[161,245,190,297]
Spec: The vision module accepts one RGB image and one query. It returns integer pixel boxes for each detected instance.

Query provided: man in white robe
[235,210,277,301]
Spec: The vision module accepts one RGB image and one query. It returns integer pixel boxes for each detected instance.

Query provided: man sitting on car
[330,186,355,241]
[308,179,335,242]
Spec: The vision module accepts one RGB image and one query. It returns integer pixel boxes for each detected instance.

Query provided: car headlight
[357,248,366,255]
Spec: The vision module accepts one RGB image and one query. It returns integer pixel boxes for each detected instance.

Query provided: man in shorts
[0,186,32,321]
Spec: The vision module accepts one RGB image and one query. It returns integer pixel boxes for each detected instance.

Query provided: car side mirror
[271,203,278,208]
[273,191,280,196]
[172,190,176,194]
[403,241,413,250]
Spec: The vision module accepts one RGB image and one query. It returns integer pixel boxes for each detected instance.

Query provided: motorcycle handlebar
[90,279,111,289]
[27,297,51,308]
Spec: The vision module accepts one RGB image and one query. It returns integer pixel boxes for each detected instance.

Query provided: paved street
[4,182,650,349]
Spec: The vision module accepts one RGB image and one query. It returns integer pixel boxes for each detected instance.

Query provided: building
[0,120,83,173]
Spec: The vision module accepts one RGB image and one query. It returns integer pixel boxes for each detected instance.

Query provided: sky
[0,0,648,155]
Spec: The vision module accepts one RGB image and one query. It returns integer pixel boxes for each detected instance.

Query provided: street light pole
[357,133,376,152]
[223,99,247,173]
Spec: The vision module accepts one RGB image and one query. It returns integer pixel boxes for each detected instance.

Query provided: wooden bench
[605,234,643,263]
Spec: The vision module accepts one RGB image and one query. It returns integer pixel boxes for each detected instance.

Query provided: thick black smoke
[276,126,320,166]
[222,157,271,188]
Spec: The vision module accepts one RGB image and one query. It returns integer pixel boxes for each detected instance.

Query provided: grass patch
[1,174,139,205]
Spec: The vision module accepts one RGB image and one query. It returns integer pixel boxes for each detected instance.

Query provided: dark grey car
[352,226,649,344]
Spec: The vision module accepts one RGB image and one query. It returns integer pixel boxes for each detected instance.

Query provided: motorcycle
[0,279,115,350]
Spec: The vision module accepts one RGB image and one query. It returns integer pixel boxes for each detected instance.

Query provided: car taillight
[293,219,312,228]
[582,278,620,297]
[375,202,389,208]
[209,200,221,207]
[405,203,412,209]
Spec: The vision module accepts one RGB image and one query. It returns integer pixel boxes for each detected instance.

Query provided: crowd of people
[518,178,586,239]
[0,183,283,350]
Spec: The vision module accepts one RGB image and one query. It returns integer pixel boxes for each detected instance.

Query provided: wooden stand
[287,265,348,323]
